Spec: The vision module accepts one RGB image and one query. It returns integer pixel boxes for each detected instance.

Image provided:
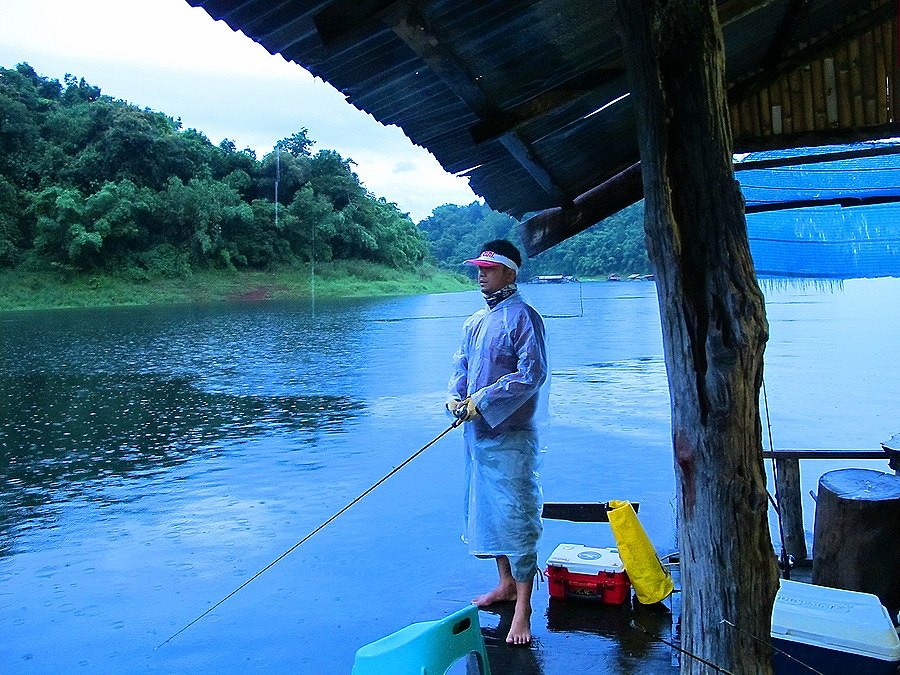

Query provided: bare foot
[472,580,517,607]
[506,603,532,645]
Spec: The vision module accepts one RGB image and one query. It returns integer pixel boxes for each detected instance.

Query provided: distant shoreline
[0,262,473,313]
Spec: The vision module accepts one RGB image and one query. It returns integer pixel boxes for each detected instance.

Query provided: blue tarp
[735,142,900,278]
[746,204,900,278]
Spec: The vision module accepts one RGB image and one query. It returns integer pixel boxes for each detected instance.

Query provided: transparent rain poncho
[447,291,549,582]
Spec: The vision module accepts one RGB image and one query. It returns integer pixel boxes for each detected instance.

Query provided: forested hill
[0,63,430,277]
[419,201,650,278]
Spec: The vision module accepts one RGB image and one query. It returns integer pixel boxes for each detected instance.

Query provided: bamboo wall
[729,16,897,139]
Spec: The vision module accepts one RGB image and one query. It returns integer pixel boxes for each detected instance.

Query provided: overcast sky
[0,0,479,222]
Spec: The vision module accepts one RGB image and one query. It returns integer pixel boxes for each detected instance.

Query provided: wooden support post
[773,457,808,562]
[615,0,778,672]
[813,468,900,620]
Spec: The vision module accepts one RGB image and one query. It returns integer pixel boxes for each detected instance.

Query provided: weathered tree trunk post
[615,1,780,672]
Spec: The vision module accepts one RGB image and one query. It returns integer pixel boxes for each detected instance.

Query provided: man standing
[447,239,549,645]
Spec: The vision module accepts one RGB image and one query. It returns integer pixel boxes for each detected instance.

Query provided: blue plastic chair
[351,604,492,674]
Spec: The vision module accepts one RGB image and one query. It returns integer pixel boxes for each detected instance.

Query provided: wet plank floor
[423,563,814,674]
[419,566,682,674]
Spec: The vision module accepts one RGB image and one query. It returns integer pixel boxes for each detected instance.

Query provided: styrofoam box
[771,579,900,674]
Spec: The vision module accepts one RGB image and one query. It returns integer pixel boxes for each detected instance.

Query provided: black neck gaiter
[484,283,517,309]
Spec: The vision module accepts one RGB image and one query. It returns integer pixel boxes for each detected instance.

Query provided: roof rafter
[755,0,815,71]
[717,0,781,25]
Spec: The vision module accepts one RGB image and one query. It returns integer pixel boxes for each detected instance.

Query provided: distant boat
[628,273,642,280]
[607,274,621,281]
[530,274,579,284]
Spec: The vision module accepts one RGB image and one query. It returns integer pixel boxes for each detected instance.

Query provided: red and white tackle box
[545,544,631,605]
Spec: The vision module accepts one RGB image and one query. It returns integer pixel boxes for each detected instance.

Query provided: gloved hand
[457,397,480,422]
[446,398,462,414]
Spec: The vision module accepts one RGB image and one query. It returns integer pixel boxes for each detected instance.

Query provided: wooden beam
[717,0,780,25]
[518,162,642,256]
[756,0,815,75]
[498,135,571,204]
[388,7,490,113]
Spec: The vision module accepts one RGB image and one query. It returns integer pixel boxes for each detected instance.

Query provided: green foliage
[277,129,313,158]
[0,175,23,265]
[419,201,649,278]
[0,62,438,284]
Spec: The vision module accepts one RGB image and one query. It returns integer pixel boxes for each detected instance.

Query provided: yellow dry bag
[607,500,674,604]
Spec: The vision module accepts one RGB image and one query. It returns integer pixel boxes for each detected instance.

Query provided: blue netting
[746,203,900,278]
[735,142,900,278]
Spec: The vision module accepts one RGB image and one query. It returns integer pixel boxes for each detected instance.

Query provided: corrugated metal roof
[185,0,899,241]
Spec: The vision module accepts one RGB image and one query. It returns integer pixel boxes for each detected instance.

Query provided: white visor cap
[463,250,519,272]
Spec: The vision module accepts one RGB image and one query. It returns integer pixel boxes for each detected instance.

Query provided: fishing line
[720,619,824,674]
[371,314,471,323]
[157,418,463,649]
[631,620,734,673]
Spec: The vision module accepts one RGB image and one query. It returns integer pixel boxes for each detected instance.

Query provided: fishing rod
[157,416,464,649]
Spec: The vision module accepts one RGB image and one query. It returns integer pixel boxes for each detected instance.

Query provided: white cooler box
[772,579,900,674]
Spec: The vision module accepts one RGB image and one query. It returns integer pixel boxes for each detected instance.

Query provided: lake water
[1,278,898,673]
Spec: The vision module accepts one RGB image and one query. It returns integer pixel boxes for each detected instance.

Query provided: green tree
[29,185,93,268]
[278,129,313,158]
[0,175,23,265]
[155,177,253,267]
[284,184,339,263]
